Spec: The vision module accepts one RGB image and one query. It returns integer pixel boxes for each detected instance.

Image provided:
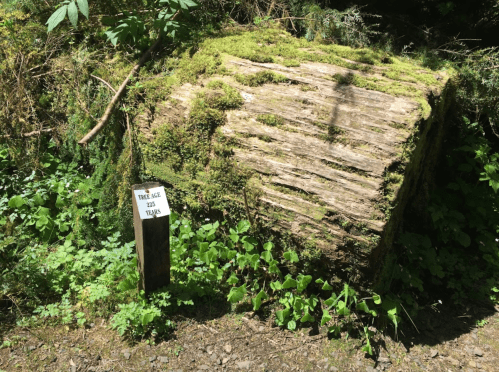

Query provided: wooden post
[131,182,171,296]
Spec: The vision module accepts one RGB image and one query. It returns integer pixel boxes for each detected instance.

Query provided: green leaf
[263,242,273,251]
[275,308,290,325]
[283,250,299,263]
[315,278,324,284]
[229,234,239,243]
[252,290,268,311]
[77,0,89,18]
[268,260,281,275]
[336,301,350,316]
[227,272,239,285]
[178,0,199,9]
[237,220,250,233]
[321,309,332,326]
[456,231,471,247]
[356,301,370,314]
[36,216,49,229]
[248,253,260,270]
[287,319,297,330]
[46,5,68,32]
[322,281,333,291]
[300,309,315,323]
[67,1,78,27]
[33,194,45,206]
[282,276,297,289]
[270,281,282,291]
[296,274,312,293]
[372,294,382,305]
[8,195,25,208]
[140,312,155,326]
[260,251,273,263]
[324,293,338,307]
[227,284,246,303]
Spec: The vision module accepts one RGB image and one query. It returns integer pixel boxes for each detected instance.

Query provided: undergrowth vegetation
[1,0,499,357]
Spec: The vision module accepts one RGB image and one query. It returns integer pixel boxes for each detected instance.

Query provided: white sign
[133,186,170,219]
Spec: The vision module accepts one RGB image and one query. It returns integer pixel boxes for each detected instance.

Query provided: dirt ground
[1,301,499,372]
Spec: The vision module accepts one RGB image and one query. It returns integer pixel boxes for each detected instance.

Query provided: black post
[131,182,170,296]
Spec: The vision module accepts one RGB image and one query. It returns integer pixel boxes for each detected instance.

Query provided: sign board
[131,182,170,296]
[133,186,170,219]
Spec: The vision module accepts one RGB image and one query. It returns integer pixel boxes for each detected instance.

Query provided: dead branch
[1,128,54,139]
[90,74,117,93]
[77,9,180,148]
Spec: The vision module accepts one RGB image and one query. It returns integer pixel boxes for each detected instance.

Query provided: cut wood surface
[138,52,450,278]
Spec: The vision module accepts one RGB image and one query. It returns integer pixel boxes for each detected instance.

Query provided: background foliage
[1,0,498,348]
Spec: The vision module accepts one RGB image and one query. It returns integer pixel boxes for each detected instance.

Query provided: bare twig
[78,11,181,147]
[1,128,54,139]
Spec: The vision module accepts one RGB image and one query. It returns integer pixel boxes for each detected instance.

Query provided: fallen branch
[1,128,54,139]
[78,35,163,146]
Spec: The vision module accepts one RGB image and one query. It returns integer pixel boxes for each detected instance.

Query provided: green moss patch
[235,71,289,87]
[256,114,284,127]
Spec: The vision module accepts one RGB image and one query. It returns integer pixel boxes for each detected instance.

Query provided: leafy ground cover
[1,1,499,371]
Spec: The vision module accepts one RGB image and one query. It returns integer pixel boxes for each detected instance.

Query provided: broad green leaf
[287,320,297,330]
[251,290,268,311]
[248,253,260,270]
[260,251,272,263]
[356,301,370,314]
[46,5,68,32]
[178,0,199,8]
[237,220,250,233]
[227,272,239,285]
[37,207,50,217]
[321,309,332,326]
[282,276,297,289]
[456,231,471,247]
[36,215,49,229]
[324,293,339,307]
[77,0,89,18]
[283,250,299,263]
[322,281,333,291]
[8,195,25,208]
[140,312,155,325]
[263,242,273,251]
[292,296,304,312]
[336,301,350,316]
[315,278,324,284]
[296,274,312,293]
[227,284,246,303]
[229,234,239,243]
[372,294,382,305]
[270,281,282,291]
[33,194,45,206]
[68,1,78,27]
[300,309,315,323]
[305,295,319,309]
[275,308,290,325]
[268,260,281,275]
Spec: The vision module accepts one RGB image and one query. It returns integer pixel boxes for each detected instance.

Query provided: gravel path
[1,303,498,371]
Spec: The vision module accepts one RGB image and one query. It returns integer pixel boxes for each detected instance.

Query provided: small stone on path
[198,365,210,370]
[159,356,169,363]
[224,344,232,353]
[474,347,484,357]
[430,349,438,358]
[149,356,157,362]
[237,360,251,369]
[123,352,131,360]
